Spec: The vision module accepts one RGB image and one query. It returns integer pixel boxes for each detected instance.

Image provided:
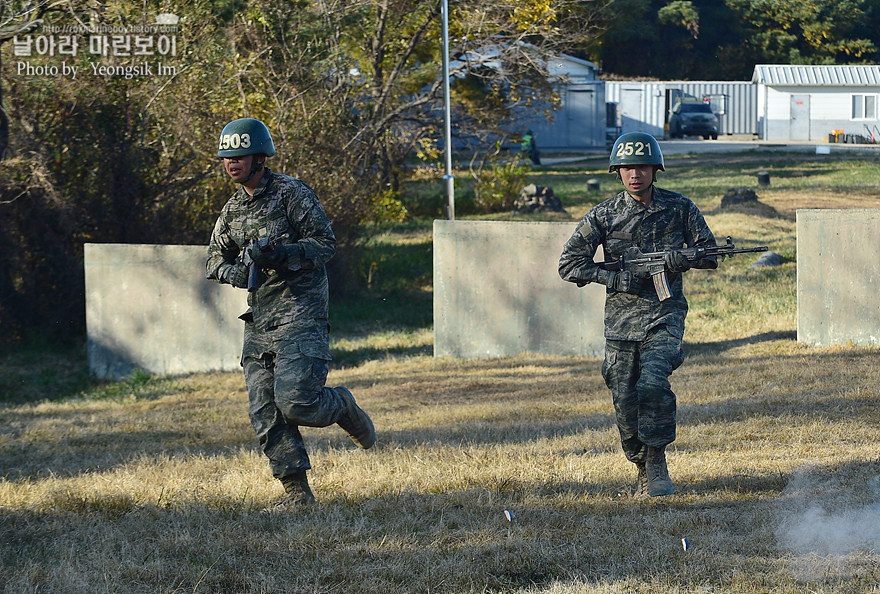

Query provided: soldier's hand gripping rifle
[602,236,768,301]
[240,231,289,292]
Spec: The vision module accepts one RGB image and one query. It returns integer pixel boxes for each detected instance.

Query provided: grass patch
[2,347,879,593]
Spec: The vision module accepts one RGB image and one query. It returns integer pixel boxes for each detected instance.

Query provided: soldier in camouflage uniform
[558,132,717,497]
[206,118,375,509]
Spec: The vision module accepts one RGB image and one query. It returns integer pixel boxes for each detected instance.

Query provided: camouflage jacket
[206,169,336,334]
[558,186,716,341]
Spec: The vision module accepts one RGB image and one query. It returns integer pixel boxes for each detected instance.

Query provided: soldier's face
[223,155,257,183]
[618,165,656,197]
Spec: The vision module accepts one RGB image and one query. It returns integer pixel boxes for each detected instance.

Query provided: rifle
[241,231,288,292]
[602,236,768,301]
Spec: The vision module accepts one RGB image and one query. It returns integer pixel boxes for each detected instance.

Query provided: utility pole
[440,0,454,220]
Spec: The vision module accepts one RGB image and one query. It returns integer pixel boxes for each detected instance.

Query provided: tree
[0,0,225,345]
[596,0,758,80]
[210,0,617,283]
[0,1,71,160]
[596,0,880,79]
[725,0,877,65]
[658,0,699,39]
[0,0,616,344]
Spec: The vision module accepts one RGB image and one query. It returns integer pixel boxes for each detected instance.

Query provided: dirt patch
[764,192,880,219]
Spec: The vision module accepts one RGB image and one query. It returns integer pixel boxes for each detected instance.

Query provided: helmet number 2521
[218,133,252,151]
[615,141,652,158]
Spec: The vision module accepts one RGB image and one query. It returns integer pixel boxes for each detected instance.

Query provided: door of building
[790,95,811,140]
[620,88,644,134]
[566,88,598,147]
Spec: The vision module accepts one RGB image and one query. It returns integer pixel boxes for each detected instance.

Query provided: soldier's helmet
[217,118,276,158]
[608,132,664,173]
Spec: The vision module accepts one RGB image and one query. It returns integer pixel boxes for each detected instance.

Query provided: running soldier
[207,118,375,509]
[559,132,717,497]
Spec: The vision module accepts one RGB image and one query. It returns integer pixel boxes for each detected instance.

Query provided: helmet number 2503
[218,133,252,151]
[615,141,652,158]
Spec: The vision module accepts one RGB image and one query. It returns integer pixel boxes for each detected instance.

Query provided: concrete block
[85,243,246,379]
[433,220,606,358]
[797,209,880,346]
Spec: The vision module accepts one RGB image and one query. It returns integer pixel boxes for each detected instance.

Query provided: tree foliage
[0,0,609,345]
[657,1,699,39]
[725,0,877,65]
[597,0,880,79]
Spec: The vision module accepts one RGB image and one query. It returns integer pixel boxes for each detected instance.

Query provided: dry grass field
[1,149,879,593]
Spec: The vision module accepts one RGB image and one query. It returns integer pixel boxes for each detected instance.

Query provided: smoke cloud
[774,466,880,581]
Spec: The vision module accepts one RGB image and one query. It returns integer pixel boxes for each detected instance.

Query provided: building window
[852,94,876,119]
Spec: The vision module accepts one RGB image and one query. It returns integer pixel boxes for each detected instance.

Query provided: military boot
[335,386,376,449]
[273,471,316,510]
[634,461,648,498]
[645,446,675,497]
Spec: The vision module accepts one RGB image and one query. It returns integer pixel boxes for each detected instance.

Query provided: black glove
[248,242,288,269]
[664,250,691,273]
[221,262,249,288]
[606,270,637,294]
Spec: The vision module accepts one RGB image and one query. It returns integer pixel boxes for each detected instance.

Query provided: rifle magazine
[652,271,672,301]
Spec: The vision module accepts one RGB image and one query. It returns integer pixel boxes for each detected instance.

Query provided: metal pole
[440,0,455,220]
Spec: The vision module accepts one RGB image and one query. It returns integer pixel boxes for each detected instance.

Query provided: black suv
[668,101,718,139]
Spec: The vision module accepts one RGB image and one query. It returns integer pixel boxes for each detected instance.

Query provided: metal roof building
[752,64,880,86]
[752,64,880,142]
[510,63,880,149]
[519,54,606,150]
[605,80,758,138]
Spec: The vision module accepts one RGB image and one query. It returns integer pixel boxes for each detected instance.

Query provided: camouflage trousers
[241,322,348,481]
[601,325,685,464]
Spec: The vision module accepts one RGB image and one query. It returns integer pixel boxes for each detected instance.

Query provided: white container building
[752,64,880,142]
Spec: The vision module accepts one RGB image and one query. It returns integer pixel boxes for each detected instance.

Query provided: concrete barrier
[797,209,880,347]
[433,220,606,358]
[85,243,246,380]
[85,224,608,380]
[91,210,876,377]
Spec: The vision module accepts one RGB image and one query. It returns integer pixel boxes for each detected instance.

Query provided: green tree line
[0,0,878,348]
[599,0,879,79]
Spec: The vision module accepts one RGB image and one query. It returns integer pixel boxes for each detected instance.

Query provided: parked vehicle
[668,101,718,139]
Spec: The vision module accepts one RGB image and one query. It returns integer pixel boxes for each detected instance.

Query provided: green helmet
[217,118,276,158]
[608,132,664,172]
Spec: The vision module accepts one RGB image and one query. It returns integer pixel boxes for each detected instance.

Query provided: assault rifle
[241,231,288,292]
[602,236,768,301]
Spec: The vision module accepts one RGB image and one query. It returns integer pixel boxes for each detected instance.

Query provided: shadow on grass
[330,289,433,367]
[0,339,95,405]
[331,290,432,332]
[332,343,433,368]
[684,330,797,356]
[702,199,786,220]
